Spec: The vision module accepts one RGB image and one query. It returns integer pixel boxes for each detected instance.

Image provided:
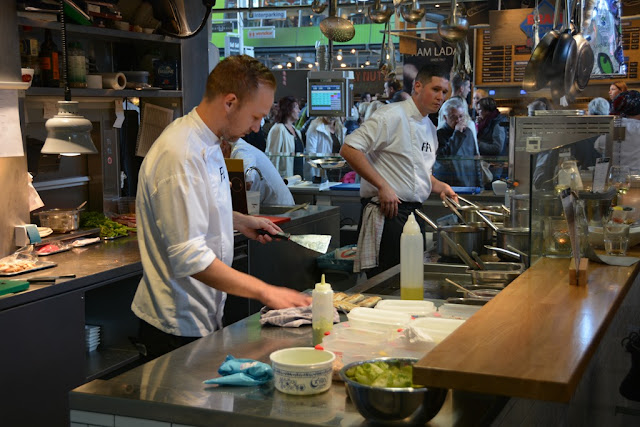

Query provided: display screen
[307,79,346,117]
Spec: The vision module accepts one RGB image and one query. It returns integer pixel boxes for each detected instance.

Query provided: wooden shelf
[18,17,180,44]
[26,87,182,98]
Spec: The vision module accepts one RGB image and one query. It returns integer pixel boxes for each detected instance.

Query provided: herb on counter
[80,212,136,238]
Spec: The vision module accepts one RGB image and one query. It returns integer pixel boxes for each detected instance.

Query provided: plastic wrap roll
[285,175,302,186]
[100,72,126,90]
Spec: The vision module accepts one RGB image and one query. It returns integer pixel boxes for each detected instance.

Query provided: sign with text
[225,34,241,57]
[247,27,276,39]
[212,22,233,33]
[249,10,287,20]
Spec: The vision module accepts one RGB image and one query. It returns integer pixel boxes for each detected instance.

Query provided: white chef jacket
[132,108,233,337]
[344,98,438,202]
[595,118,640,172]
[230,140,295,206]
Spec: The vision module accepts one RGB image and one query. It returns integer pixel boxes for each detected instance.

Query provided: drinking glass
[608,166,631,195]
[603,220,630,256]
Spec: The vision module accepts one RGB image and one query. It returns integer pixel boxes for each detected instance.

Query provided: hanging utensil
[401,0,426,23]
[532,0,541,50]
[368,0,393,24]
[565,0,594,102]
[438,0,469,43]
[484,245,522,261]
[258,230,332,254]
[311,0,327,14]
[320,0,355,42]
[445,278,482,299]
[523,0,562,91]
[550,0,578,103]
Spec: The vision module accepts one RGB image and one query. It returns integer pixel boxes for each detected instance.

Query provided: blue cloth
[203,355,273,386]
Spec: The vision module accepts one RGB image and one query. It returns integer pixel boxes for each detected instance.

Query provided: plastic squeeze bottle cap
[315,274,332,292]
[403,213,421,235]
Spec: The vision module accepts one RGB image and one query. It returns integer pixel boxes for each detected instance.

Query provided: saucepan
[476,211,530,261]
[415,209,484,260]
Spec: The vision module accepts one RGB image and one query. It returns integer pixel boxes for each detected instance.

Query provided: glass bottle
[68,42,86,88]
[39,29,60,87]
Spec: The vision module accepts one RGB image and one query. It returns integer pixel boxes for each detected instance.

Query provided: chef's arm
[431,175,458,204]
[192,259,311,309]
[340,143,400,218]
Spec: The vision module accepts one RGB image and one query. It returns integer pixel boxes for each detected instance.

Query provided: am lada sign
[248,27,276,39]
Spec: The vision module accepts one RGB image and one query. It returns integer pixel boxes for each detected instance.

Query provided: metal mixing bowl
[339,357,447,423]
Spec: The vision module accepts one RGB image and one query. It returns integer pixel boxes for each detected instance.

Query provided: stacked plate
[85,324,101,352]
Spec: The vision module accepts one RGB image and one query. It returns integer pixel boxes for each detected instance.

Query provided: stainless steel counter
[70,310,506,426]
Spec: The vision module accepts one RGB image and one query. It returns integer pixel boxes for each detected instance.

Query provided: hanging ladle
[320,0,355,42]
[311,0,327,13]
[368,0,393,24]
[438,0,469,43]
[401,0,426,23]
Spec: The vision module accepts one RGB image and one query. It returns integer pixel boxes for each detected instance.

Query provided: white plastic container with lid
[312,274,333,345]
[400,213,424,300]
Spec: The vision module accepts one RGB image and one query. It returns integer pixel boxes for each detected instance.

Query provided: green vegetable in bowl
[345,361,416,388]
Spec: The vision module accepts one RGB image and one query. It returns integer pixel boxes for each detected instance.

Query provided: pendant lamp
[41,0,98,156]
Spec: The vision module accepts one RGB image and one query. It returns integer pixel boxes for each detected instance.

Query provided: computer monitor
[307,78,347,117]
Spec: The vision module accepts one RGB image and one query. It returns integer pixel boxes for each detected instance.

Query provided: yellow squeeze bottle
[312,274,333,345]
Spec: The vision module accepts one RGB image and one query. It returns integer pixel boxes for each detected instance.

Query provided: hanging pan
[565,0,594,102]
[550,0,577,103]
[523,0,562,91]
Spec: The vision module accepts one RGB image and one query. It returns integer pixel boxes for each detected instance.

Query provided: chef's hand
[378,184,401,218]
[261,285,312,309]
[233,212,282,244]
[439,184,458,205]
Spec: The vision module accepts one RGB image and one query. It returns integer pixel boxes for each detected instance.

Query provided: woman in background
[266,96,304,177]
[609,81,628,102]
[306,116,347,182]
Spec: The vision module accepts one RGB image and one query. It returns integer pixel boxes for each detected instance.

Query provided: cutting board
[0,280,30,296]
[255,215,291,225]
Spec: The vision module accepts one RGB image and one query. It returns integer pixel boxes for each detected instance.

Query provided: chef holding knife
[132,55,311,362]
[341,66,459,277]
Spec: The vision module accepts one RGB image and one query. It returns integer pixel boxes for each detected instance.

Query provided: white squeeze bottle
[312,274,333,345]
[401,213,424,300]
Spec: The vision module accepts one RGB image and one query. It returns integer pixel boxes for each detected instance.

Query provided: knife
[257,230,331,254]
[27,274,76,283]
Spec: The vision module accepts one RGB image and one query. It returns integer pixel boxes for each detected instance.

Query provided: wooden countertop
[413,251,640,402]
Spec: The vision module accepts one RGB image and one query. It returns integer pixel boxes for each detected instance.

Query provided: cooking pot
[467,222,493,245]
[415,209,484,260]
[457,205,504,224]
[476,211,530,260]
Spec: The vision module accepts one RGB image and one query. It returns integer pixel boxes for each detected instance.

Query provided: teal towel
[204,355,273,386]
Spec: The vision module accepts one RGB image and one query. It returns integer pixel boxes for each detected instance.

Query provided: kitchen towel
[259,305,339,327]
[203,355,273,386]
[354,197,385,272]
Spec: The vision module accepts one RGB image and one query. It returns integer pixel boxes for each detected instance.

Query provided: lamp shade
[41,101,98,155]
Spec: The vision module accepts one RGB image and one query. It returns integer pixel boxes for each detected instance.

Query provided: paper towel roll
[101,72,126,90]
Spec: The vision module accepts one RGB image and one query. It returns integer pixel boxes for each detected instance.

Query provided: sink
[359,263,478,300]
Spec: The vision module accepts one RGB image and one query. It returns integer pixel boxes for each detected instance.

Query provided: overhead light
[296,55,302,62]
[308,63,313,68]
[286,62,292,68]
[365,60,370,66]
[337,54,343,61]
[351,48,356,54]
[315,61,319,66]
[42,1,97,156]
[277,64,283,69]
[340,63,346,68]
[435,4,440,7]
[360,64,364,68]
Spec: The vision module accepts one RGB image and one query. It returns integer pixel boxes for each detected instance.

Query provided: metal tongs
[443,196,466,224]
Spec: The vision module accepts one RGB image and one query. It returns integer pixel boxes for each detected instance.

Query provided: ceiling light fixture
[351,48,356,54]
[41,0,98,156]
[340,63,346,68]
[277,64,283,69]
[308,63,313,68]
[296,55,302,62]
[286,62,292,68]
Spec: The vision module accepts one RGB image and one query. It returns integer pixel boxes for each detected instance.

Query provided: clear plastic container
[347,307,412,331]
[37,209,79,233]
[410,317,466,344]
[374,300,436,317]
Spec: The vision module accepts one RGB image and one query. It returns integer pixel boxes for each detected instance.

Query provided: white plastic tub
[347,307,412,331]
[410,317,466,344]
[374,300,436,317]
